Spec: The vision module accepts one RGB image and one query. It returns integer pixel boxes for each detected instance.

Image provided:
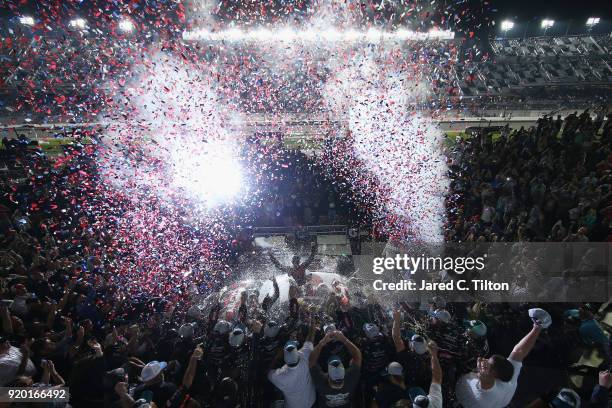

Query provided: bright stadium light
[250,28,274,41]
[500,20,514,32]
[365,28,382,42]
[541,19,555,29]
[69,18,87,29]
[586,17,600,27]
[225,27,243,41]
[343,29,361,41]
[320,28,341,41]
[172,145,244,206]
[19,16,35,26]
[118,18,135,32]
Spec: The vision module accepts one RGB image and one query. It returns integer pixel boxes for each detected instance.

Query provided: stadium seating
[458,35,612,98]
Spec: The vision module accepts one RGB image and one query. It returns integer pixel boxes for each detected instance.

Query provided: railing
[251,225,347,237]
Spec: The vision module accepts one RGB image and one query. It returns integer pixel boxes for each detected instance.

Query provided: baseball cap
[363,323,381,339]
[264,320,280,338]
[408,387,430,407]
[140,361,167,383]
[323,323,337,334]
[214,320,232,335]
[464,320,488,337]
[410,335,427,355]
[564,309,580,320]
[284,341,299,366]
[178,323,194,338]
[551,388,581,408]
[528,308,552,329]
[431,309,451,323]
[229,327,245,348]
[386,361,404,376]
[327,356,345,382]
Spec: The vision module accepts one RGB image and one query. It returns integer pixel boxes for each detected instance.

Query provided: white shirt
[268,341,316,408]
[455,358,522,408]
[0,346,37,386]
[428,382,443,408]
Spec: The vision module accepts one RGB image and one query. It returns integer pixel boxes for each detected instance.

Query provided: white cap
[528,308,552,329]
[284,341,300,366]
[229,327,245,348]
[386,361,404,376]
[140,361,167,382]
[327,357,345,381]
[432,309,451,323]
[552,388,581,408]
[410,335,428,355]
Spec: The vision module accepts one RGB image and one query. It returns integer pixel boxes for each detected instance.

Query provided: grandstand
[458,35,612,97]
[1,29,610,126]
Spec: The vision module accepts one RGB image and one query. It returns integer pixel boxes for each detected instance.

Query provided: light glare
[541,19,555,29]
[586,17,600,27]
[225,28,243,41]
[118,18,135,32]
[366,28,382,42]
[500,20,514,31]
[69,18,87,29]
[19,16,35,26]
[343,29,361,41]
[172,146,243,206]
[320,28,341,41]
[250,28,274,41]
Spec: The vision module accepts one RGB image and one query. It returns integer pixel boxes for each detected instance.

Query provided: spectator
[455,309,551,408]
[589,370,612,408]
[132,360,178,407]
[375,340,443,408]
[309,330,362,407]
[269,242,318,286]
[267,319,317,408]
[0,336,36,386]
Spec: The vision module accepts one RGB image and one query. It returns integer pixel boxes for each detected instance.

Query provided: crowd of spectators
[0,110,611,408]
[446,110,611,243]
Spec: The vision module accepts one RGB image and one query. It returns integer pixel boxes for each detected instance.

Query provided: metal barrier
[251,225,347,237]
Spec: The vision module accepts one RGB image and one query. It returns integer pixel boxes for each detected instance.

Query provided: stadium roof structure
[182,27,456,42]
